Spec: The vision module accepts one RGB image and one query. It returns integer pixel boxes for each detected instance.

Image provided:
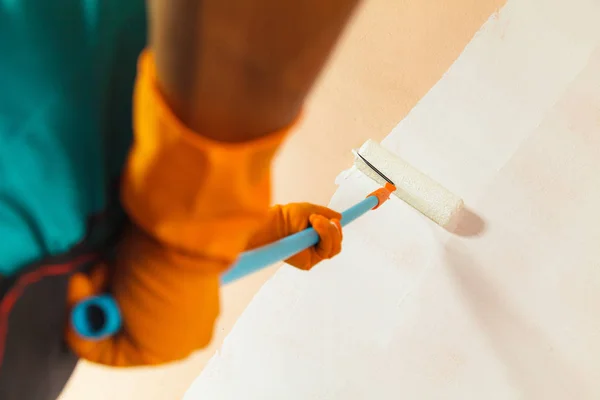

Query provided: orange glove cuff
[123,50,295,264]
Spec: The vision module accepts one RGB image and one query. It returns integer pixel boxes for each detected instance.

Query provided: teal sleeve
[0,0,147,276]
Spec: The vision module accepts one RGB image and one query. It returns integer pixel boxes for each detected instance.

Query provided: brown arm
[147,0,360,142]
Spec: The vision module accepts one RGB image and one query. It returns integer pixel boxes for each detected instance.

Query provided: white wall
[185,0,600,398]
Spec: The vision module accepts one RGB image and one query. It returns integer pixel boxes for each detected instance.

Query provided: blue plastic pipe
[71,195,379,340]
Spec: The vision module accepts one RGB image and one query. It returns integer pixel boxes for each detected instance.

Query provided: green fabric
[0,0,146,276]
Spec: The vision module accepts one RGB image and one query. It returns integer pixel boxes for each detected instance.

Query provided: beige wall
[60,0,503,398]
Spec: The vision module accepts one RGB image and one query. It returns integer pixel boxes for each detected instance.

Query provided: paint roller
[355,139,464,226]
[71,139,463,339]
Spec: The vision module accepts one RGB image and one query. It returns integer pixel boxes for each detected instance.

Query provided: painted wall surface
[59,1,503,399]
[185,0,600,398]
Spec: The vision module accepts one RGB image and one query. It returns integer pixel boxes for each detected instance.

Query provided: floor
[59,0,504,398]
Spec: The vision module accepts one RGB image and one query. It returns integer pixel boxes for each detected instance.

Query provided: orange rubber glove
[65,50,292,366]
[246,203,343,270]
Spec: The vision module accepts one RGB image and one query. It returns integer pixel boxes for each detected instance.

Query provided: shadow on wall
[447,207,486,237]
[443,243,587,399]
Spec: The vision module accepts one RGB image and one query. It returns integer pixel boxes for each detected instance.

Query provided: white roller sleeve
[354,139,464,227]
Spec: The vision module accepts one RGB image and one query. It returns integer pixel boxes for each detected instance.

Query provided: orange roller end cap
[368,182,396,210]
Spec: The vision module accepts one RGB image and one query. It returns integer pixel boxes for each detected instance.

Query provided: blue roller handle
[71,195,379,340]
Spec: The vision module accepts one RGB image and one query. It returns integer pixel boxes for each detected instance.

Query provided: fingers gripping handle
[72,194,387,340]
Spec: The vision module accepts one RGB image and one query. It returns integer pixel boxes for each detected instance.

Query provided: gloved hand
[246,203,343,270]
[65,50,292,366]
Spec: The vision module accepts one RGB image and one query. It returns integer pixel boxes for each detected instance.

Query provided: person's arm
[66,0,358,366]
[66,54,289,365]
[148,0,360,141]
